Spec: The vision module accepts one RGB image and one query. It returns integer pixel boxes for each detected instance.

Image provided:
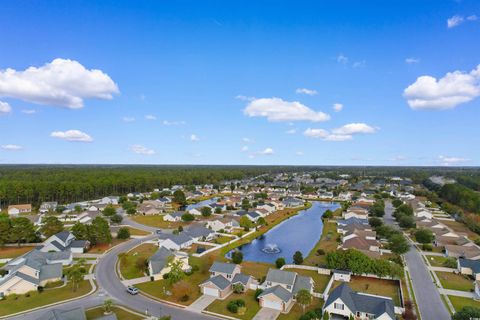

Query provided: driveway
[252,308,281,320]
[186,295,216,312]
[384,200,451,320]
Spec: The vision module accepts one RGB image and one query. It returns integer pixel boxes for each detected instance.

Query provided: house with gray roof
[36,307,87,320]
[148,246,190,280]
[158,233,194,251]
[323,283,395,320]
[200,262,253,298]
[458,258,480,280]
[184,225,216,241]
[258,269,313,312]
[39,231,89,254]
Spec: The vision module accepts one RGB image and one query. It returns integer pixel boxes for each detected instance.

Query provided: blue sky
[0,0,479,166]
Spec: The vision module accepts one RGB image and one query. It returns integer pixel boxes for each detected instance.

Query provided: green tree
[239,216,253,230]
[368,217,383,228]
[398,215,415,229]
[323,311,330,320]
[166,259,185,286]
[233,283,244,293]
[90,216,112,245]
[71,222,88,240]
[241,198,250,210]
[0,215,11,245]
[103,299,113,314]
[181,213,194,222]
[453,306,480,320]
[323,210,333,219]
[293,251,303,265]
[231,250,243,264]
[110,214,123,224]
[275,257,286,269]
[201,206,212,217]
[40,216,64,238]
[389,234,409,254]
[10,217,37,246]
[392,199,403,208]
[103,205,116,216]
[67,265,84,292]
[414,229,434,244]
[296,289,312,313]
[117,227,130,239]
[173,190,187,205]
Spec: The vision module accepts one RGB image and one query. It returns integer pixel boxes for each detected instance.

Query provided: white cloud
[235,95,255,101]
[332,123,377,135]
[333,103,343,112]
[244,97,330,122]
[242,137,253,143]
[337,54,349,64]
[0,58,118,108]
[190,134,200,142]
[145,115,156,120]
[0,101,12,114]
[403,65,480,109]
[1,144,23,151]
[467,15,478,21]
[295,88,318,96]
[285,128,297,134]
[447,15,464,28]
[163,120,186,126]
[259,148,274,155]
[405,57,420,64]
[122,117,135,122]
[50,130,93,142]
[130,144,155,155]
[21,109,36,114]
[303,128,329,139]
[241,146,249,152]
[438,155,470,166]
[324,134,353,141]
[390,155,407,161]
[352,60,366,68]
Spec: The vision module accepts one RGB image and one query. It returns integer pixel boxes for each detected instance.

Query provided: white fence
[192,229,256,257]
[281,264,331,275]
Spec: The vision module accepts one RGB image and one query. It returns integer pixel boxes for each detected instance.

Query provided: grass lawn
[89,238,128,254]
[119,243,157,279]
[240,261,273,281]
[277,298,324,320]
[0,246,36,259]
[131,215,185,229]
[448,295,480,311]
[304,221,339,266]
[213,235,234,244]
[437,272,474,292]
[284,268,331,293]
[86,306,144,320]
[0,280,91,317]
[183,243,217,255]
[206,290,260,320]
[427,255,453,267]
[125,226,151,236]
[331,276,402,306]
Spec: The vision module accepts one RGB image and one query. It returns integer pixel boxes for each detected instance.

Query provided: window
[287,285,291,290]
[227,274,231,279]
[334,303,344,310]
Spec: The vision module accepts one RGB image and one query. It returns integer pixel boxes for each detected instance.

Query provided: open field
[86,306,144,320]
[119,243,157,279]
[331,276,402,306]
[131,215,185,229]
[436,271,474,292]
[0,280,92,317]
[0,246,36,259]
[125,226,151,236]
[304,221,339,266]
[205,290,260,320]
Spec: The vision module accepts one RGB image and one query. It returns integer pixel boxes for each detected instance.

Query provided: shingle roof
[258,285,293,302]
[209,262,238,275]
[232,273,251,286]
[292,275,312,294]
[36,307,87,320]
[149,247,174,274]
[201,275,231,290]
[459,258,480,274]
[265,269,296,286]
[54,231,72,243]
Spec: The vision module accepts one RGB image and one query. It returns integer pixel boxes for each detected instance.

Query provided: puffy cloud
[304,123,375,141]
[242,137,253,143]
[0,58,118,108]
[122,117,135,122]
[21,109,36,114]
[337,54,349,64]
[244,97,330,122]
[235,95,255,101]
[295,88,318,96]
[447,15,464,28]
[0,101,12,114]
[259,148,274,155]
[332,123,377,135]
[1,144,23,151]
[190,134,200,142]
[405,57,420,64]
[438,155,470,166]
[333,103,343,112]
[50,130,93,142]
[467,15,478,21]
[145,115,156,120]
[403,65,480,109]
[130,144,155,155]
[163,120,186,126]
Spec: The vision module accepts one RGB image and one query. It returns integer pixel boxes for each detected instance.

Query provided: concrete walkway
[186,295,216,313]
[252,308,281,320]
[439,288,477,298]
[121,276,151,286]
[429,266,456,273]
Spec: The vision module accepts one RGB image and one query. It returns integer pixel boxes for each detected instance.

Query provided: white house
[7,204,32,216]
[158,234,194,251]
[148,247,190,280]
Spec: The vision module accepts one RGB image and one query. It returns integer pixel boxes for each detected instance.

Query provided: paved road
[384,201,451,320]
[10,235,216,320]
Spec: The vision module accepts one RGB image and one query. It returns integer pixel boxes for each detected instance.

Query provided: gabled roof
[265,269,296,286]
[159,233,192,246]
[184,226,214,238]
[210,262,238,274]
[459,258,480,274]
[54,231,72,243]
[149,247,174,274]
[292,275,312,294]
[232,273,251,286]
[258,285,293,302]
[201,275,231,290]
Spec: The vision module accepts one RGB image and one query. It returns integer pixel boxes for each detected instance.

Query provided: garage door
[262,298,283,311]
[203,287,219,297]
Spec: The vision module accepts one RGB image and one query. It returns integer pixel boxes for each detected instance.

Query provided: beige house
[8,204,32,215]
[199,262,252,299]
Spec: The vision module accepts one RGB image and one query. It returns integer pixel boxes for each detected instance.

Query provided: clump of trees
[71,216,112,245]
[393,204,415,229]
[293,251,304,265]
[0,214,39,246]
[375,225,409,254]
[414,229,434,244]
[369,200,385,217]
[117,227,130,239]
[453,306,480,320]
[40,216,64,238]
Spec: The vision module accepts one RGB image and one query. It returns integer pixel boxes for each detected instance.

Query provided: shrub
[233,283,245,294]
[293,251,304,265]
[443,257,457,268]
[117,227,130,239]
[231,250,243,264]
[422,243,433,251]
[317,249,325,255]
[275,257,286,269]
[254,288,263,300]
[227,299,246,313]
[110,214,123,224]
[181,213,194,222]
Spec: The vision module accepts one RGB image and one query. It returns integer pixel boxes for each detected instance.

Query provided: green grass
[240,261,273,281]
[131,215,185,229]
[119,243,157,279]
[125,226,151,236]
[0,280,92,317]
[213,235,234,244]
[86,306,144,320]
[304,221,339,266]
[277,298,324,320]
[205,290,260,320]
[283,268,331,293]
[330,276,402,306]
[448,295,480,311]
[0,246,35,259]
[427,255,453,267]
[436,272,474,292]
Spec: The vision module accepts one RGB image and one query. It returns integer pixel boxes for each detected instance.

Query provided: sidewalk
[121,276,151,286]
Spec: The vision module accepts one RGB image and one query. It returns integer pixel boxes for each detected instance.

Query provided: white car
[126,286,139,295]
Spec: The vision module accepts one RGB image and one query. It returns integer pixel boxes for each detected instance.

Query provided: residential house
[458,258,480,280]
[205,218,240,232]
[184,225,216,242]
[199,262,252,298]
[148,247,190,280]
[323,283,395,320]
[36,307,88,320]
[258,269,314,312]
[445,244,480,260]
[39,202,58,214]
[39,231,89,254]
[8,204,32,215]
[282,197,304,208]
[99,196,119,205]
[163,212,184,222]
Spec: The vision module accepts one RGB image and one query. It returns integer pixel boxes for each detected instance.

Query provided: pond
[227,201,340,264]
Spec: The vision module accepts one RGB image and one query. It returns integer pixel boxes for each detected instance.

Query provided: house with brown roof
[445,244,480,260]
[8,204,32,216]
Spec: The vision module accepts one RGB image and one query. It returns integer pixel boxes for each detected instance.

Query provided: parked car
[126,286,139,295]
[156,229,162,235]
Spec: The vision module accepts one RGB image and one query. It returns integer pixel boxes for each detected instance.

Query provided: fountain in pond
[261,243,281,254]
